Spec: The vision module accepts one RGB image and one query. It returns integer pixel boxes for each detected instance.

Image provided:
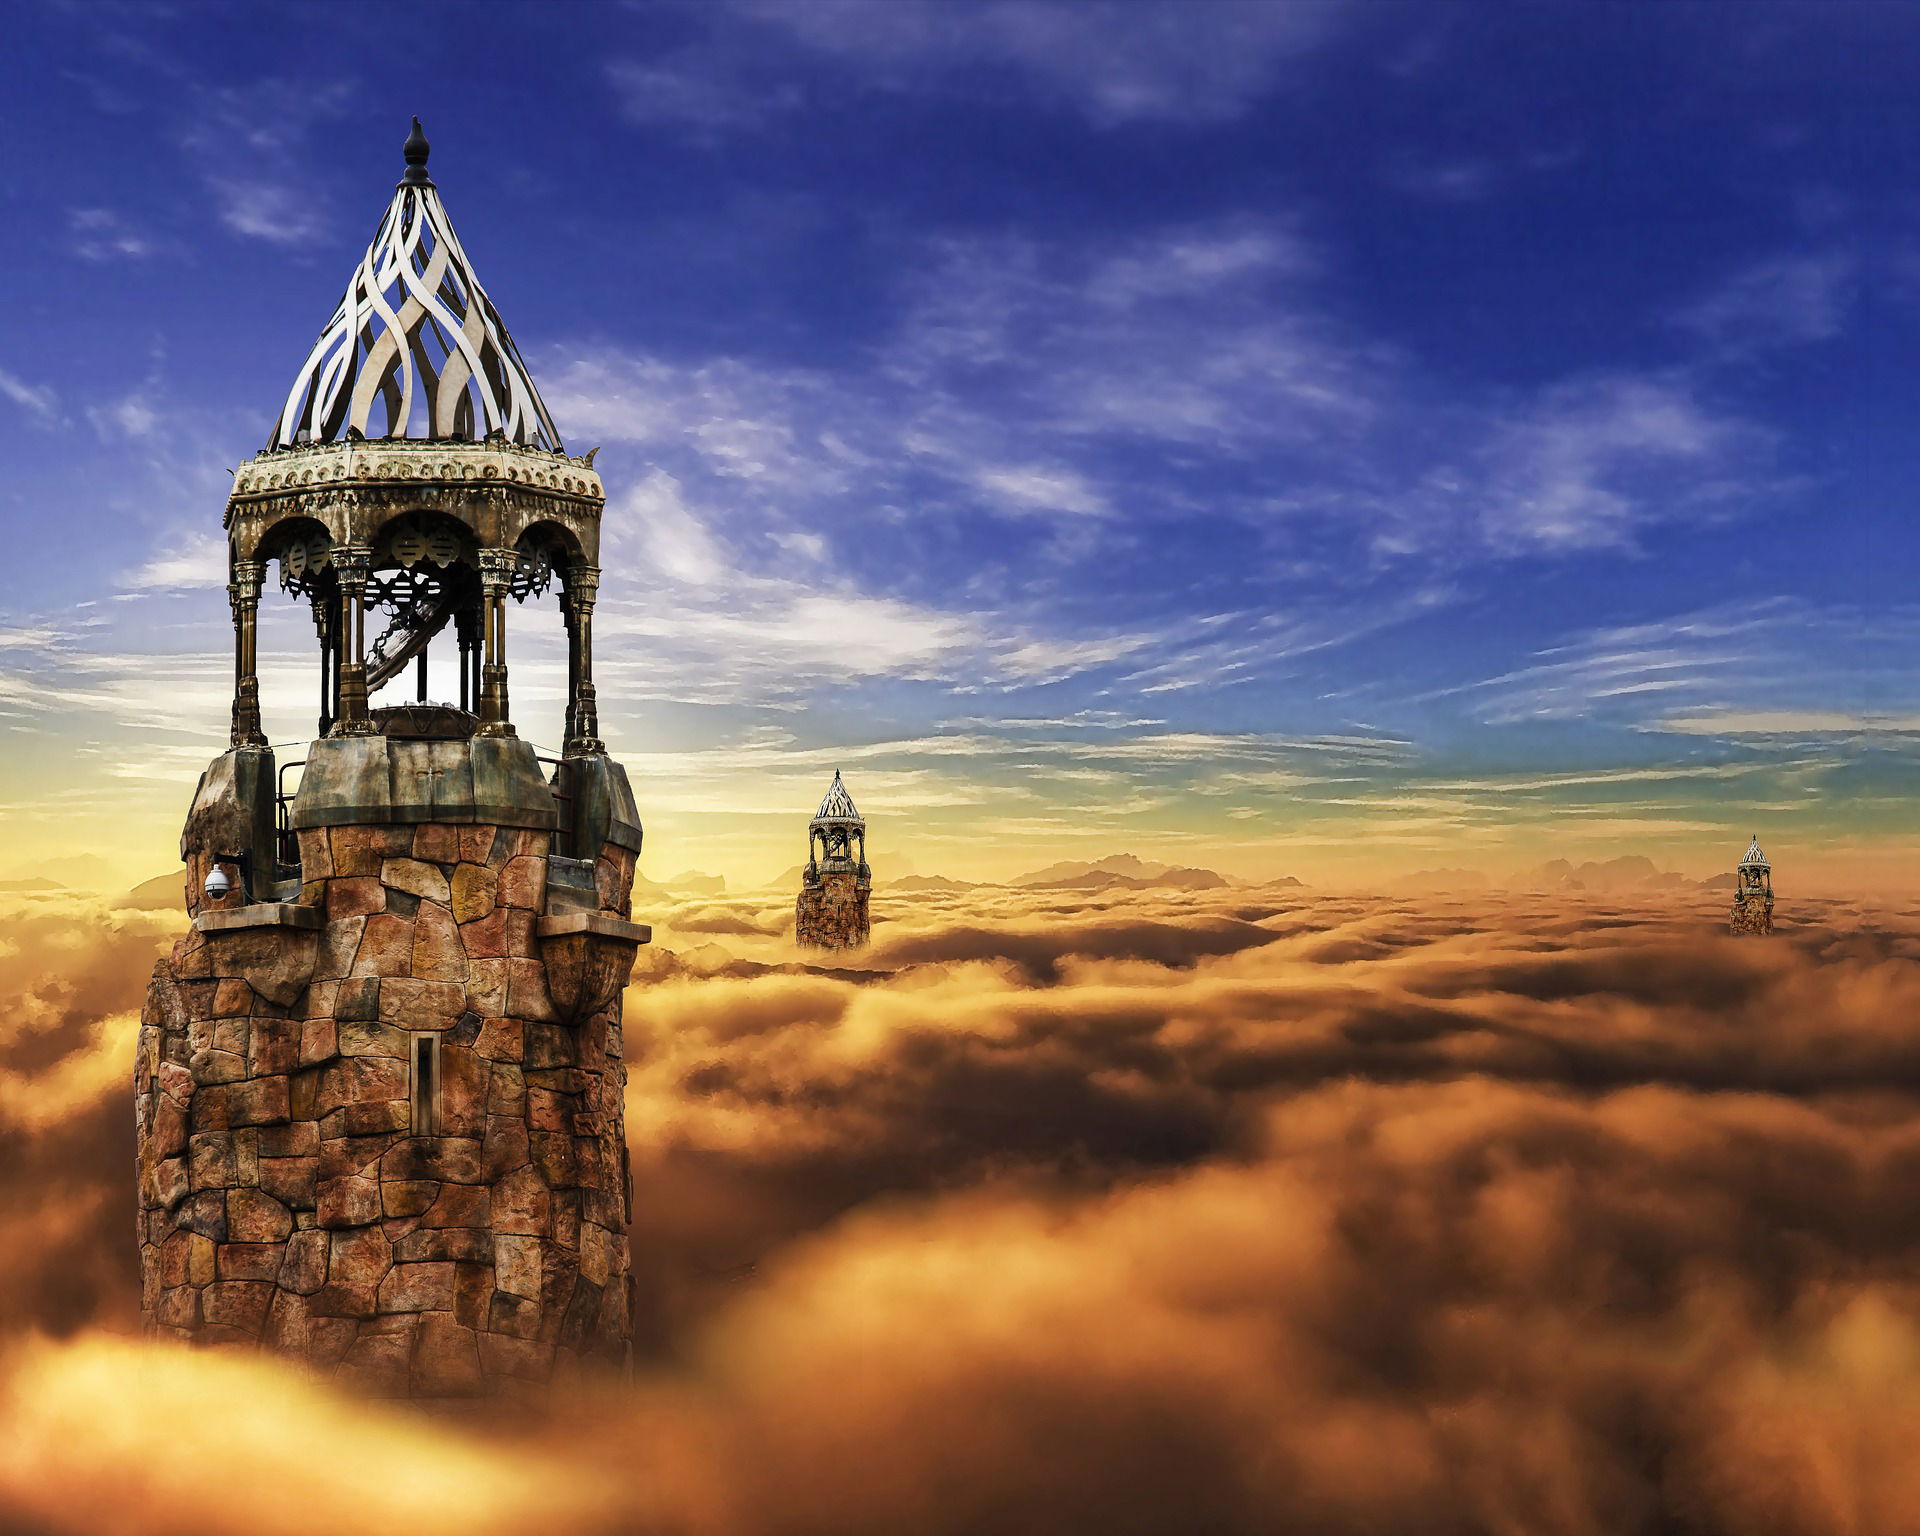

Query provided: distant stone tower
[134,121,650,1398]
[795,771,870,950]
[1730,834,1774,935]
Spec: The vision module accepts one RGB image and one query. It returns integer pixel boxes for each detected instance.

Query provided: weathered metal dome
[1740,834,1769,869]
[270,117,562,452]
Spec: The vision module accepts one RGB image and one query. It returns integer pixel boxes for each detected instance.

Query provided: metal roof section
[270,117,563,452]
[1740,835,1769,868]
[812,770,863,825]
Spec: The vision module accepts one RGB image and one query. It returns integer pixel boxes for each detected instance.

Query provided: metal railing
[535,755,574,859]
[275,759,307,869]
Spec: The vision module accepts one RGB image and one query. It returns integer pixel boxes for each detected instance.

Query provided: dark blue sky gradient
[0,0,1914,882]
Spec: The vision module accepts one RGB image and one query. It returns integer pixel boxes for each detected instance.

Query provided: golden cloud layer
[0,882,1913,1534]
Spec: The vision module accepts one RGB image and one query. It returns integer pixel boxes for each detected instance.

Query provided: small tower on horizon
[796,771,870,950]
[134,121,649,1399]
[1730,834,1774,935]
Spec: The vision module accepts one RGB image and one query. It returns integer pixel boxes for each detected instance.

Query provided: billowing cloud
[0,880,1912,1533]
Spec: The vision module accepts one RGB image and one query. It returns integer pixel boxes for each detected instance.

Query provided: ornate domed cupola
[226,115,603,750]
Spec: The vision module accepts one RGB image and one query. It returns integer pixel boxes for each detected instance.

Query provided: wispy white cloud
[1677,252,1854,354]
[1472,373,1758,552]
[68,207,155,262]
[120,530,228,591]
[87,388,160,441]
[971,464,1108,518]
[607,50,803,136]
[1652,709,1920,737]
[611,0,1351,135]
[206,178,329,247]
[1419,602,1920,751]
[177,77,352,248]
[1382,156,1499,202]
[0,368,59,426]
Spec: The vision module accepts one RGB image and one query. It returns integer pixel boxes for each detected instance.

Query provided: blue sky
[0,0,1914,887]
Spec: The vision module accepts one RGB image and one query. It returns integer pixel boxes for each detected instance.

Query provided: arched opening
[363,510,483,718]
[254,516,337,742]
[515,520,595,754]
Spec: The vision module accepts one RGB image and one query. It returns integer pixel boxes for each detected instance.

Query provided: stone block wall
[1730,890,1774,936]
[796,869,870,951]
[136,818,641,1397]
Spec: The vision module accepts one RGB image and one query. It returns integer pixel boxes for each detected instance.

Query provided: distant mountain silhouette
[121,872,187,909]
[0,876,67,893]
[889,875,979,892]
[1390,867,1491,892]
[636,869,726,896]
[1399,856,1726,894]
[1010,854,1238,892]
[1012,854,1170,886]
[1026,866,1232,892]
[1514,855,1697,893]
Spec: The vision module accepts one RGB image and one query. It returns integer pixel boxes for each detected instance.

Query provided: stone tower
[1729,834,1774,935]
[795,771,870,950]
[134,121,650,1398]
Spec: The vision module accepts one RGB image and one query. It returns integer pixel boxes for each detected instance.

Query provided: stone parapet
[291,734,559,832]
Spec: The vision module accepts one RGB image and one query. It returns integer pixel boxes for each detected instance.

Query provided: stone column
[310,592,335,737]
[476,548,515,738]
[563,564,604,757]
[229,558,268,749]
[331,544,375,736]
[455,603,480,715]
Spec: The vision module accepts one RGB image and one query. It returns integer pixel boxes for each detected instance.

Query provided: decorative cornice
[224,438,602,530]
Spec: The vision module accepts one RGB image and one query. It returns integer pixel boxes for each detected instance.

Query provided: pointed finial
[401,116,434,187]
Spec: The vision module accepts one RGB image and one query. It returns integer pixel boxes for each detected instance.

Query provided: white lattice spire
[270,118,563,452]
[1740,834,1769,869]
[813,770,863,825]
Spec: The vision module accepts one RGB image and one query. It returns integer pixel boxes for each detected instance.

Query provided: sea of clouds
[0,880,1914,1535]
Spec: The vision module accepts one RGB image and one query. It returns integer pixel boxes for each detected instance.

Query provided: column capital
[566,563,601,604]
[332,543,373,583]
[229,558,266,596]
[477,547,518,589]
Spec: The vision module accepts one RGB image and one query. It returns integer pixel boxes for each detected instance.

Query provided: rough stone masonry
[136,729,648,1397]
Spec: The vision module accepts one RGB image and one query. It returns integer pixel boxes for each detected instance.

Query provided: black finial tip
[401,116,433,185]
